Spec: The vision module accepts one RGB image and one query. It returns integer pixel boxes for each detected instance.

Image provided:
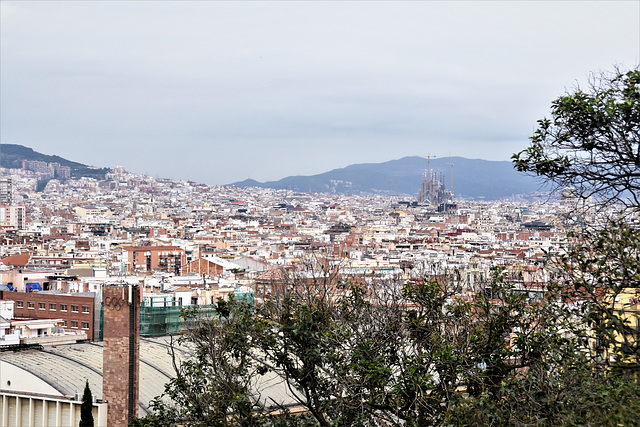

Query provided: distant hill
[230,156,545,200]
[0,144,110,180]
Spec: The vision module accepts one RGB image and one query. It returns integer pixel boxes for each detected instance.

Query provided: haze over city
[1,1,639,184]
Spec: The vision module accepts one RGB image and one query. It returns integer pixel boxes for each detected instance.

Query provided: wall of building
[183,258,223,276]
[0,391,107,426]
[0,361,61,395]
[0,271,50,292]
[0,291,97,340]
[122,246,186,274]
[0,204,25,230]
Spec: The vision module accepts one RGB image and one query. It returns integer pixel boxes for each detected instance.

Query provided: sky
[1,1,639,185]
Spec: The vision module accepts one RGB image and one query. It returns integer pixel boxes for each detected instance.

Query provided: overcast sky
[1,1,639,185]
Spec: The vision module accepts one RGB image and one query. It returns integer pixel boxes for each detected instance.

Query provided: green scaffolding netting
[99,291,254,339]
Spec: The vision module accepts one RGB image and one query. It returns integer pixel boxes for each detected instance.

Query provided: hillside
[0,144,110,179]
[230,156,545,200]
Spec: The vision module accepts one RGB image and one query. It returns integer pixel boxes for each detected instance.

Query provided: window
[60,304,68,312]
[38,302,46,310]
[81,322,90,329]
[27,301,35,309]
[71,305,79,313]
[49,303,56,311]
[16,301,23,308]
[62,320,67,327]
[82,305,90,314]
[71,321,78,328]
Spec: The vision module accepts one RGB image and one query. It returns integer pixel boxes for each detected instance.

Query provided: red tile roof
[1,252,31,267]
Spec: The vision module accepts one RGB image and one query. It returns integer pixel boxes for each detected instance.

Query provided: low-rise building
[120,245,186,275]
[0,290,99,340]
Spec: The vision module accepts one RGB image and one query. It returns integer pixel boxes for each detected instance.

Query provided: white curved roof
[0,337,296,416]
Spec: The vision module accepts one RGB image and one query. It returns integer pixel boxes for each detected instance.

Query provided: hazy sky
[1,1,639,185]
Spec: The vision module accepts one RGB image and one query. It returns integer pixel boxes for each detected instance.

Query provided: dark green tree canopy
[79,379,94,427]
[513,67,640,207]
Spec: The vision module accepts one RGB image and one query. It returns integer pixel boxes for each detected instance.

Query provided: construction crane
[447,162,454,198]
[418,154,437,169]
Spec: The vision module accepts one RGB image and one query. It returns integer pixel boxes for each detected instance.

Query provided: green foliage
[444,221,640,425]
[79,379,94,427]
[144,295,266,426]
[553,220,640,371]
[36,178,50,193]
[139,265,630,426]
[512,67,640,206]
[445,363,640,426]
[0,143,111,180]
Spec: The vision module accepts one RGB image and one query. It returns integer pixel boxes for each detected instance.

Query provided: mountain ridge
[0,145,543,199]
[229,156,545,199]
[0,144,111,180]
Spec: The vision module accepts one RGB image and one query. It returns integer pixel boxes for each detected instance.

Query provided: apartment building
[120,245,186,275]
[0,291,100,340]
[0,203,25,230]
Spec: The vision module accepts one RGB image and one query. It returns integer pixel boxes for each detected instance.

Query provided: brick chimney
[102,283,141,427]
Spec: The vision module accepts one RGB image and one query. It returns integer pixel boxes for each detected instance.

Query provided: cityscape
[0,144,637,424]
[1,1,638,426]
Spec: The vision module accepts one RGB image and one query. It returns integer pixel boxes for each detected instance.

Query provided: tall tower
[0,177,12,204]
[102,284,141,427]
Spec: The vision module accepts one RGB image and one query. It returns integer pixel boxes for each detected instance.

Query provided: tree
[79,379,94,427]
[145,297,269,427]
[553,221,640,370]
[134,256,640,426]
[512,66,640,207]
[505,64,640,426]
[138,261,587,426]
[446,223,640,426]
[512,65,640,373]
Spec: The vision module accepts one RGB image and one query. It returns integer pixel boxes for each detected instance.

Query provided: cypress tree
[79,379,94,427]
